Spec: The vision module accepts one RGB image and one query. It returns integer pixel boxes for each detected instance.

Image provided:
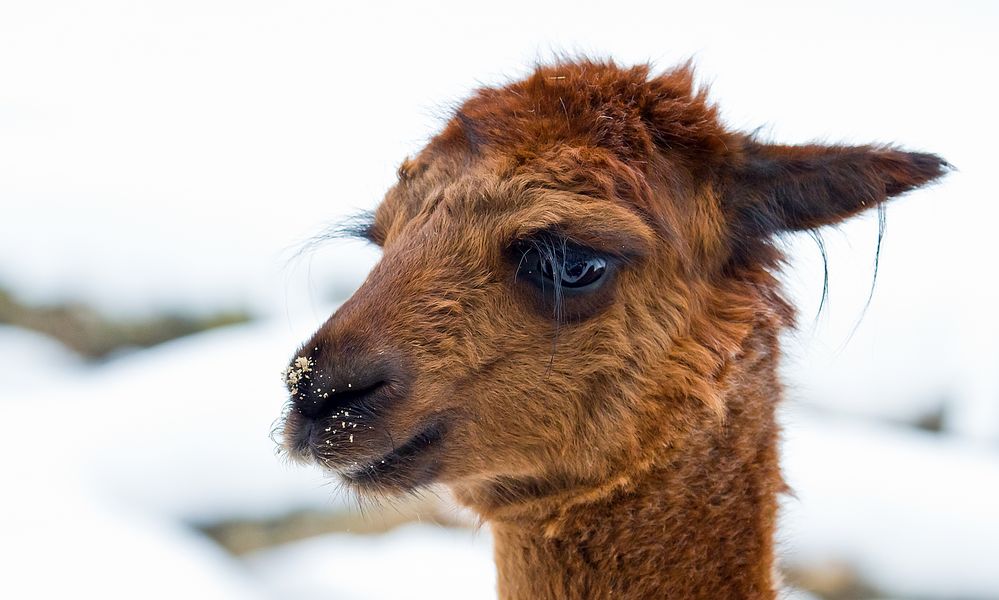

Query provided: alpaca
[278,59,947,599]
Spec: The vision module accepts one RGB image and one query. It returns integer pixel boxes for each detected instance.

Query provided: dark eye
[516,240,609,293]
[537,253,606,289]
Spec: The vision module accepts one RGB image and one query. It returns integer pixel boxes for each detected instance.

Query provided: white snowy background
[1,1,997,598]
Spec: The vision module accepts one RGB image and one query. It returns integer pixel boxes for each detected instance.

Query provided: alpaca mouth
[338,419,446,491]
[282,408,447,492]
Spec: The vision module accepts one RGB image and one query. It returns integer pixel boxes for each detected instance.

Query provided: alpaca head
[278,60,946,511]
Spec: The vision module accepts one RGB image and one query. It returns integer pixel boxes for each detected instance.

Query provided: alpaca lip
[284,418,319,463]
[339,419,445,489]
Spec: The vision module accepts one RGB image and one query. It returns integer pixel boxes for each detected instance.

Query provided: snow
[780,407,999,598]
[246,524,497,600]
[0,365,263,599]
[69,317,349,523]
[0,324,83,391]
[0,495,264,600]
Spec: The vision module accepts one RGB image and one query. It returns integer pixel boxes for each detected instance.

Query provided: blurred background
[2,1,997,598]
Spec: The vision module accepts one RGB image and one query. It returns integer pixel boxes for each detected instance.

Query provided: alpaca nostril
[285,340,409,422]
[294,377,386,421]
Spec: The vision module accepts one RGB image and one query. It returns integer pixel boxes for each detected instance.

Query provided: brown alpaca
[278,59,947,599]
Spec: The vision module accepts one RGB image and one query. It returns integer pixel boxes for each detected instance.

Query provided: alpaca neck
[486,326,785,600]
[489,409,782,599]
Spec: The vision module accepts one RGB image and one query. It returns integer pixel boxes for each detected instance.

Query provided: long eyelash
[546,237,568,376]
[512,231,576,376]
[285,209,379,271]
[514,244,534,283]
[527,233,567,377]
[335,209,379,243]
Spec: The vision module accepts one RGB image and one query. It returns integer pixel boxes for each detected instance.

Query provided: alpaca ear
[723,141,949,238]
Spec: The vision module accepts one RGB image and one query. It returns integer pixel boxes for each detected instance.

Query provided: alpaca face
[280,157,677,496]
[278,60,947,501]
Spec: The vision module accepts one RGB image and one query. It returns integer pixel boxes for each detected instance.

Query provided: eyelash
[512,235,611,295]
[337,210,380,244]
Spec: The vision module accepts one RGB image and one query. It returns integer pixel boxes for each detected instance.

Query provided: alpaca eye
[515,240,610,293]
[537,254,607,289]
